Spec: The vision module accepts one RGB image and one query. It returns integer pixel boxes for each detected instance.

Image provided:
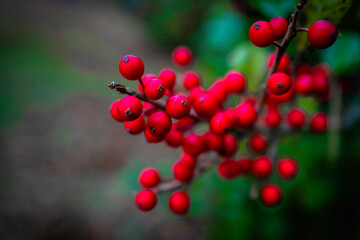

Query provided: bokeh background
[1,0,360,239]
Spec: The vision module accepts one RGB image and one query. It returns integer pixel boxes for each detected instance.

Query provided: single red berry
[138,167,161,188]
[224,71,247,94]
[265,85,294,106]
[217,134,238,157]
[222,109,236,128]
[159,69,176,89]
[110,100,121,121]
[287,108,306,129]
[249,133,268,153]
[165,94,191,119]
[117,96,143,121]
[173,161,194,182]
[295,73,314,95]
[249,21,276,47]
[217,159,240,180]
[204,130,224,150]
[193,93,219,119]
[260,183,282,207]
[252,156,272,179]
[188,86,204,104]
[138,74,157,93]
[144,78,165,100]
[233,103,257,128]
[208,80,228,105]
[172,46,193,67]
[267,72,292,95]
[164,125,184,147]
[182,133,204,156]
[307,20,338,49]
[143,102,157,117]
[310,112,328,134]
[144,128,164,143]
[209,112,231,135]
[183,71,201,90]
[179,153,197,168]
[266,52,291,73]
[135,190,157,211]
[269,17,288,39]
[119,55,144,80]
[174,116,197,132]
[264,107,282,128]
[168,191,190,215]
[236,156,253,175]
[277,158,298,180]
[146,112,172,138]
[313,65,330,96]
[124,115,146,135]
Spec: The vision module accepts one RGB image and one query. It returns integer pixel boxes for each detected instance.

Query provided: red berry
[249,21,276,47]
[269,17,288,39]
[249,133,268,153]
[110,100,121,121]
[209,112,231,135]
[135,190,157,211]
[179,153,197,168]
[159,69,176,89]
[252,156,272,179]
[117,96,143,121]
[264,107,282,128]
[182,133,204,156]
[193,93,218,119]
[295,73,313,95]
[266,52,291,73]
[267,72,292,95]
[138,167,161,188]
[307,20,338,49]
[313,65,330,96]
[124,115,146,134]
[217,159,239,180]
[165,94,191,119]
[138,74,156,93]
[144,128,164,143]
[236,157,253,175]
[144,78,165,100]
[119,55,144,80]
[265,85,294,106]
[168,191,190,215]
[143,102,157,116]
[172,46,193,67]
[208,80,228,105]
[217,134,238,157]
[224,71,247,94]
[287,108,306,129]
[164,125,184,147]
[175,116,197,132]
[183,71,201,90]
[310,112,328,134]
[260,183,282,207]
[173,161,194,182]
[277,158,298,180]
[222,109,236,128]
[233,103,257,128]
[188,86,204,104]
[204,130,224,150]
[146,112,172,137]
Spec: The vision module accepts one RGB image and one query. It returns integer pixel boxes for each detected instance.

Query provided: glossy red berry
[179,153,197,168]
[110,100,122,121]
[135,190,157,211]
[260,183,282,207]
[138,167,161,188]
[193,93,218,119]
[175,116,197,132]
[168,191,190,215]
[307,20,338,49]
[208,80,228,104]
[224,71,247,94]
[218,159,239,179]
[267,72,292,95]
[295,73,314,95]
[119,55,144,80]
[249,133,268,153]
[310,112,328,134]
[269,17,288,39]
[173,161,194,182]
[313,65,330,95]
[164,125,184,147]
[264,107,282,128]
[277,158,298,180]
[252,156,272,179]
[236,157,253,175]
[144,78,165,100]
[249,21,276,47]
[144,128,164,143]
[124,115,146,135]
[146,112,172,138]
[233,103,257,128]
[165,94,191,119]
[209,112,231,135]
[265,85,295,106]
[172,46,192,67]
[159,69,176,89]
[138,74,156,93]
[266,52,291,73]
[204,131,224,150]
[217,134,238,157]
[117,96,143,121]
[183,71,201,90]
[182,133,204,156]
[287,108,306,129]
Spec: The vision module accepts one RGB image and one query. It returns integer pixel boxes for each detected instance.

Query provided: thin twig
[296,27,309,32]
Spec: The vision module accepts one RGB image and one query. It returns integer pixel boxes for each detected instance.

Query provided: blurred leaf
[250,0,296,19]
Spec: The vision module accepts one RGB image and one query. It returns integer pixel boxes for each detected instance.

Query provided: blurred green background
[1,0,360,239]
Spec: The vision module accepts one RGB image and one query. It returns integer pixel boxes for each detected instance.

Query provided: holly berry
[135,190,157,211]
[266,52,291,73]
[110,99,122,121]
[277,157,298,180]
[139,74,156,93]
[172,46,192,67]
[168,191,190,215]
[204,130,224,150]
[249,133,268,153]
[287,108,306,129]
[159,69,176,89]
[124,115,146,134]
[208,80,228,105]
[165,125,184,147]
[218,159,239,180]
[146,112,172,137]
[295,73,313,95]
[117,96,143,121]
[179,153,197,168]
[175,116,197,132]
[217,134,238,157]
[138,167,161,188]
[173,161,194,182]
[249,21,276,47]
[224,71,246,94]
[144,128,164,143]
[209,112,231,135]
[119,55,144,80]
[144,78,165,100]
[267,72,292,95]
[236,157,253,175]
[233,103,257,128]
[265,85,295,106]
[269,17,288,39]
[260,183,282,207]
[252,156,272,179]
[193,93,218,119]
[264,107,282,128]
[183,71,201,90]
[310,112,328,134]
[307,20,338,49]
[313,65,330,96]
[165,94,191,119]
[182,133,204,156]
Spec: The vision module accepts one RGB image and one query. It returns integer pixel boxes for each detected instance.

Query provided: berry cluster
[108,0,336,214]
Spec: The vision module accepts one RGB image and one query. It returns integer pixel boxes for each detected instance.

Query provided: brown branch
[272,41,282,49]
[296,27,309,32]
